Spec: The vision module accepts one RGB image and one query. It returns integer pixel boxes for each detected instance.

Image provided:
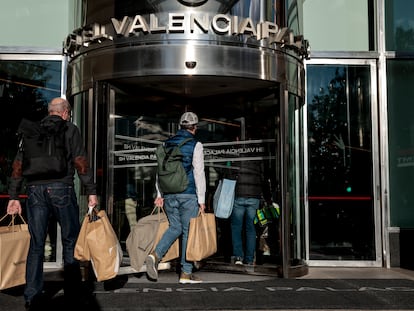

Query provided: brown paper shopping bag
[74,214,91,261]
[151,209,180,263]
[126,207,180,271]
[186,211,217,261]
[0,214,30,290]
[126,206,179,272]
[126,212,159,272]
[87,209,122,281]
[75,209,122,281]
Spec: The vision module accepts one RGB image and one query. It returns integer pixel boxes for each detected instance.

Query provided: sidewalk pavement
[2,266,414,311]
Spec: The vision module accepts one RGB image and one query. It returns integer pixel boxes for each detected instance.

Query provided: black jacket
[8,115,97,199]
[226,160,265,199]
[234,160,264,199]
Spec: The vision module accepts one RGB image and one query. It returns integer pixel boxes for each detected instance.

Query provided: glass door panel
[0,58,63,267]
[289,93,306,268]
[306,62,380,265]
[279,90,307,277]
[105,83,285,269]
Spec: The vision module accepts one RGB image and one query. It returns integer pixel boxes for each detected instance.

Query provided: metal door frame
[304,58,382,267]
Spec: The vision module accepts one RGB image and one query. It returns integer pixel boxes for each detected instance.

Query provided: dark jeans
[24,182,81,303]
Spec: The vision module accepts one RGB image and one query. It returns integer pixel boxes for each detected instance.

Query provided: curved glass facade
[66,0,308,95]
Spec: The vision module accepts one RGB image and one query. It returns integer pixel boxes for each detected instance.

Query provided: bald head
[48,98,71,120]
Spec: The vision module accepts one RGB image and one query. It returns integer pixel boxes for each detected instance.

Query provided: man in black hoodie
[7,97,98,310]
[230,159,264,266]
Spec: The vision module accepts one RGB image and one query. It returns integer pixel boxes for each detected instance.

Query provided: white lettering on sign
[397,156,414,167]
[204,147,265,156]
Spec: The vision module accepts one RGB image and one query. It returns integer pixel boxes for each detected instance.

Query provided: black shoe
[25,299,42,311]
[103,275,128,291]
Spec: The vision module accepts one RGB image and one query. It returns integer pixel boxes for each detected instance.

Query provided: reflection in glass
[0,59,62,263]
[108,87,284,266]
[288,93,306,266]
[386,0,414,51]
[307,65,375,260]
[387,60,414,227]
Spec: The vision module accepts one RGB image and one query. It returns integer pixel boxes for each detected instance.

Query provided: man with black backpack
[146,112,206,284]
[6,97,98,310]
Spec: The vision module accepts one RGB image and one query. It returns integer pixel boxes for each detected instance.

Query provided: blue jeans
[24,183,80,302]
[230,197,260,264]
[155,194,199,274]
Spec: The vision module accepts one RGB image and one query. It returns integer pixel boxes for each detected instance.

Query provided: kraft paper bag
[151,212,180,263]
[126,213,159,272]
[126,206,179,272]
[186,212,217,261]
[213,178,236,219]
[0,214,30,290]
[74,214,91,261]
[75,209,122,282]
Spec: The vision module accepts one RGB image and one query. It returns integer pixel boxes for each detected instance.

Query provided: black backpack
[17,118,68,179]
[155,138,193,194]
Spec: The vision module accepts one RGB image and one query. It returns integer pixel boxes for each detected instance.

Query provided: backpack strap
[163,138,194,169]
[177,137,194,148]
[165,137,194,154]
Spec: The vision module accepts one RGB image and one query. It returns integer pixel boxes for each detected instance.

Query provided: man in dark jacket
[7,97,98,310]
[230,156,265,266]
[146,112,206,284]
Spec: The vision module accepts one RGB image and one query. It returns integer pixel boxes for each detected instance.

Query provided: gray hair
[48,97,71,113]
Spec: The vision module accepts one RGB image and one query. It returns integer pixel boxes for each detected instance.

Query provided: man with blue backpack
[146,112,206,284]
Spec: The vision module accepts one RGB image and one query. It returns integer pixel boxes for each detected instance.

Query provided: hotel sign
[64,12,309,58]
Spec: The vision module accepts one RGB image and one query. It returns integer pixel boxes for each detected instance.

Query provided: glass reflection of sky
[306,65,345,104]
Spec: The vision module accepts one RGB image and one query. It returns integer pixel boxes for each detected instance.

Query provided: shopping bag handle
[151,205,167,214]
[0,213,9,223]
[196,210,209,217]
[0,213,27,224]
[87,206,100,222]
[0,213,27,228]
[87,205,97,215]
[151,205,167,222]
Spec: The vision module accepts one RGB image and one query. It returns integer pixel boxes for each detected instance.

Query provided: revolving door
[66,0,309,278]
[71,77,307,277]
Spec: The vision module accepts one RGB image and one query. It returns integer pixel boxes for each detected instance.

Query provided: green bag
[254,202,280,227]
[155,138,193,194]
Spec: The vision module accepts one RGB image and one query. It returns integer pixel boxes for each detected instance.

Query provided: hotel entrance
[70,73,306,277]
[66,0,309,277]
[110,80,282,269]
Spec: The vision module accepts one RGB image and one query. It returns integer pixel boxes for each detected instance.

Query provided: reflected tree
[396,27,414,51]
[308,68,351,195]
[0,60,60,196]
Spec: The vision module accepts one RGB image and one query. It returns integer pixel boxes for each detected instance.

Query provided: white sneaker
[234,257,243,265]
